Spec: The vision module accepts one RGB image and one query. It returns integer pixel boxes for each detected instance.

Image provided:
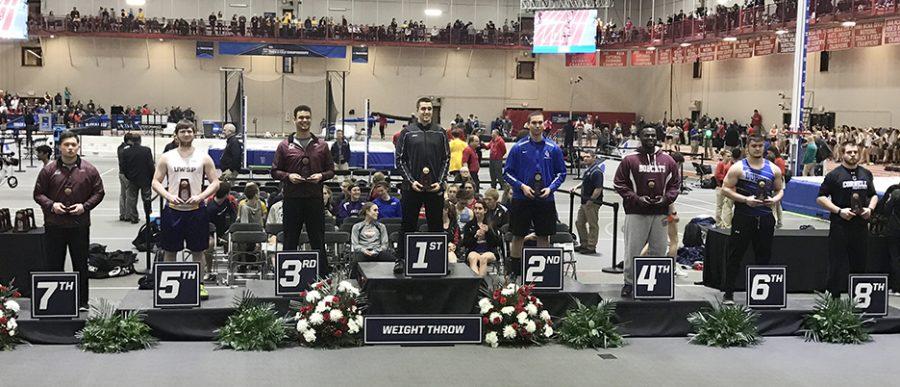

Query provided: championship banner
[698,43,716,62]
[683,44,699,62]
[351,46,369,63]
[754,36,777,56]
[777,33,796,53]
[807,29,827,52]
[565,52,597,67]
[673,46,685,63]
[364,316,482,345]
[854,21,883,48]
[716,42,734,60]
[885,18,900,45]
[734,38,754,58]
[598,50,627,67]
[630,49,657,66]
[657,48,673,65]
[826,27,853,51]
[196,41,215,59]
[218,42,346,58]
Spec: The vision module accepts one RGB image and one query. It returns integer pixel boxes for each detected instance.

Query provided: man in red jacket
[614,128,681,297]
[487,129,507,189]
[461,135,481,190]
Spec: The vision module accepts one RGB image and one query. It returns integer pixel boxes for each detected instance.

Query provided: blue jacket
[373,196,402,219]
[503,136,567,201]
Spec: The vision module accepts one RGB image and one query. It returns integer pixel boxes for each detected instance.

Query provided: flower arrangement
[0,282,22,351]
[216,291,287,351]
[290,278,365,348]
[77,299,156,353]
[558,300,625,349]
[688,303,761,348]
[479,283,553,348]
[802,292,872,344]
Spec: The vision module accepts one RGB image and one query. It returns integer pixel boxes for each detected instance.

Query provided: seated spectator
[461,199,501,277]
[205,183,236,282]
[350,203,394,278]
[322,186,336,226]
[455,188,475,230]
[371,181,401,219]
[441,201,461,263]
[338,185,364,222]
[237,182,268,225]
[445,183,459,204]
[482,188,509,229]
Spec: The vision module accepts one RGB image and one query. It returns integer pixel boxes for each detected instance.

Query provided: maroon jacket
[271,133,335,199]
[33,157,105,227]
[614,149,681,215]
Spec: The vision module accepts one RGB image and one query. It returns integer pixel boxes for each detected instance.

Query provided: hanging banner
[598,50,628,67]
[826,27,853,51]
[734,38,754,58]
[807,29,827,52]
[854,21,883,48]
[673,46,685,63]
[352,46,369,63]
[683,45,699,62]
[777,33,796,53]
[754,36,777,56]
[658,48,673,65]
[716,42,734,60]
[218,42,347,58]
[630,50,657,66]
[565,52,597,67]
[196,41,215,59]
[698,43,716,62]
[885,19,900,45]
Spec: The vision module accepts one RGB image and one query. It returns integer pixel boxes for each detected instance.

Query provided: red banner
[807,29,827,52]
[883,18,900,45]
[698,43,717,62]
[754,36,776,56]
[826,27,853,51]
[598,50,628,67]
[854,21,883,48]
[716,42,734,60]
[683,45,699,62]
[777,33,795,53]
[630,50,657,66]
[658,48,673,65]
[673,47,685,63]
[565,52,597,67]
[735,38,754,58]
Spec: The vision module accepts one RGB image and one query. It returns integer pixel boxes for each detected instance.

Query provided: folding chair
[550,232,578,280]
[226,223,268,285]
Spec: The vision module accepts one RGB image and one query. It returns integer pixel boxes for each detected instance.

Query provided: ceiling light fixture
[126,0,146,6]
[723,36,737,42]
[841,21,856,28]
[680,42,691,47]
[424,9,443,17]
[775,29,788,35]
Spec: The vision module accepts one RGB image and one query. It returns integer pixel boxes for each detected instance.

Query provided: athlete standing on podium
[394,97,450,273]
[152,120,220,300]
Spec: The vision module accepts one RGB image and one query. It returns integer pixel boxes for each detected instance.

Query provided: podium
[358,262,481,315]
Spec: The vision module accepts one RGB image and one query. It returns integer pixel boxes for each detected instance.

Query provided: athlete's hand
[521,184,535,199]
[762,198,776,206]
[52,202,68,215]
[538,188,551,198]
[305,173,323,183]
[67,203,85,215]
[861,207,873,220]
[185,195,204,205]
[428,183,441,192]
[288,173,304,184]
[839,208,856,221]
[638,196,655,206]
[744,197,765,207]
[411,181,425,192]
[167,193,185,205]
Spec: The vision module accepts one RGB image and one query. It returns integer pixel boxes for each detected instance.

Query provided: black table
[0,227,48,296]
[359,262,482,315]
[703,227,892,292]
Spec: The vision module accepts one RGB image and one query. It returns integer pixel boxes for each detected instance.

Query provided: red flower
[13,291,21,298]
[315,282,325,290]
[323,313,331,321]
[340,317,348,325]
[332,296,341,303]
[511,323,519,330]
[334,329,343,337]
[0,316,6,324]
[0,285,6,291]
[493,290,501,299]
[482,316,490,325]
[298,291,307,298]
[529,296,537,303]
[498,296,507,304]
[492,316,502,325]
[515,306,524,314]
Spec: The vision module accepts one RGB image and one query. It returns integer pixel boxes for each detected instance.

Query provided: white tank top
[163,148,205,211]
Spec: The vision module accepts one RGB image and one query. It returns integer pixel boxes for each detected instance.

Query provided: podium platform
[244,279,361,315]
[533,279,603,318]
[359,262,482,315]
[15,299,87,344]
[116,287,239,341]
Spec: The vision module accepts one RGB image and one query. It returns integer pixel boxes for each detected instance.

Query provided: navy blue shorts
[160,206,209,252]
[509,199,558,237]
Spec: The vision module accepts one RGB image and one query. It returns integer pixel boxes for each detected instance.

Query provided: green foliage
[216,291,287,351]
[558,300,625,349]
[802,292,872,344]
[77,299,156,353]
[688,303,761,348]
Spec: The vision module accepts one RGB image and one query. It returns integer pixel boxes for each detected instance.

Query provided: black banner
[364,316,482,344]
[352,46,369,63]
[196,41,214,59]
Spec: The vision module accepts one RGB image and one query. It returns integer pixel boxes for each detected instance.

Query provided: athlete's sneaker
[203,273,217,283]
[722,292,735,305]
[620,284,633,298]
[393,260,405,275]
[200,284,209,300]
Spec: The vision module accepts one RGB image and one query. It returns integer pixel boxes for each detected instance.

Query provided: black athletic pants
[399,189,443,260]
[44,225,90,307]
[724,212,775,294]
[826,218,868,296]
[283,196,330,276]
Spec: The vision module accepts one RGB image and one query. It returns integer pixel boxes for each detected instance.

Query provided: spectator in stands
[724,121,741,150]
[445,183,459,204]
[455,183,475,230]
[117,133,132,221]
[219,123,243,185]
[206,183,236,281]
[448,129,467,181]
[715,149,737,228]
[350,202,393,278]
[372,181,401,219]
[36,145,53,166]
[575,152,605,255]
[322,186,336,225]
[461,135,481,189]
[461,199,501,277]
[163,135,179,152]
[767,146,787,228]
[331,129,351,173]
[266,191,284,225]
[751,109,762,131]
[482,188,509,229]
[338,185,364,222]
[238,182,268,225]
[487,129,507,189]
[120,133,155,224]
[440,200,461,263]
[803,134,818,176]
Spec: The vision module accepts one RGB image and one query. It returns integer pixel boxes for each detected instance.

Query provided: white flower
[525,321,536,333]
[355,315,364,327]
[484,331,499,347]
[540,310,551,321]
[347,320,360,334]
[591,329,599,337]
[296,319,309,333]
[500,306,515,315]
[488,312,502,324]
[500,287,515,296]
[4,300,19,313]
[314,301,329,313]
[6,318,17,331]
[543,325,554,338]
[329,309,344,321]
[351,305,358,313]
[305,290,322,303]
[502,325,517,339]
[525,303,538,316]
[516,312,528,324]
[8,329,14,337]
[303,329,317,343]
[505,283,517,291]
[309,313,324,326]
[478,298,493,314]
[323,295,336,304]
[337,280,360,295]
